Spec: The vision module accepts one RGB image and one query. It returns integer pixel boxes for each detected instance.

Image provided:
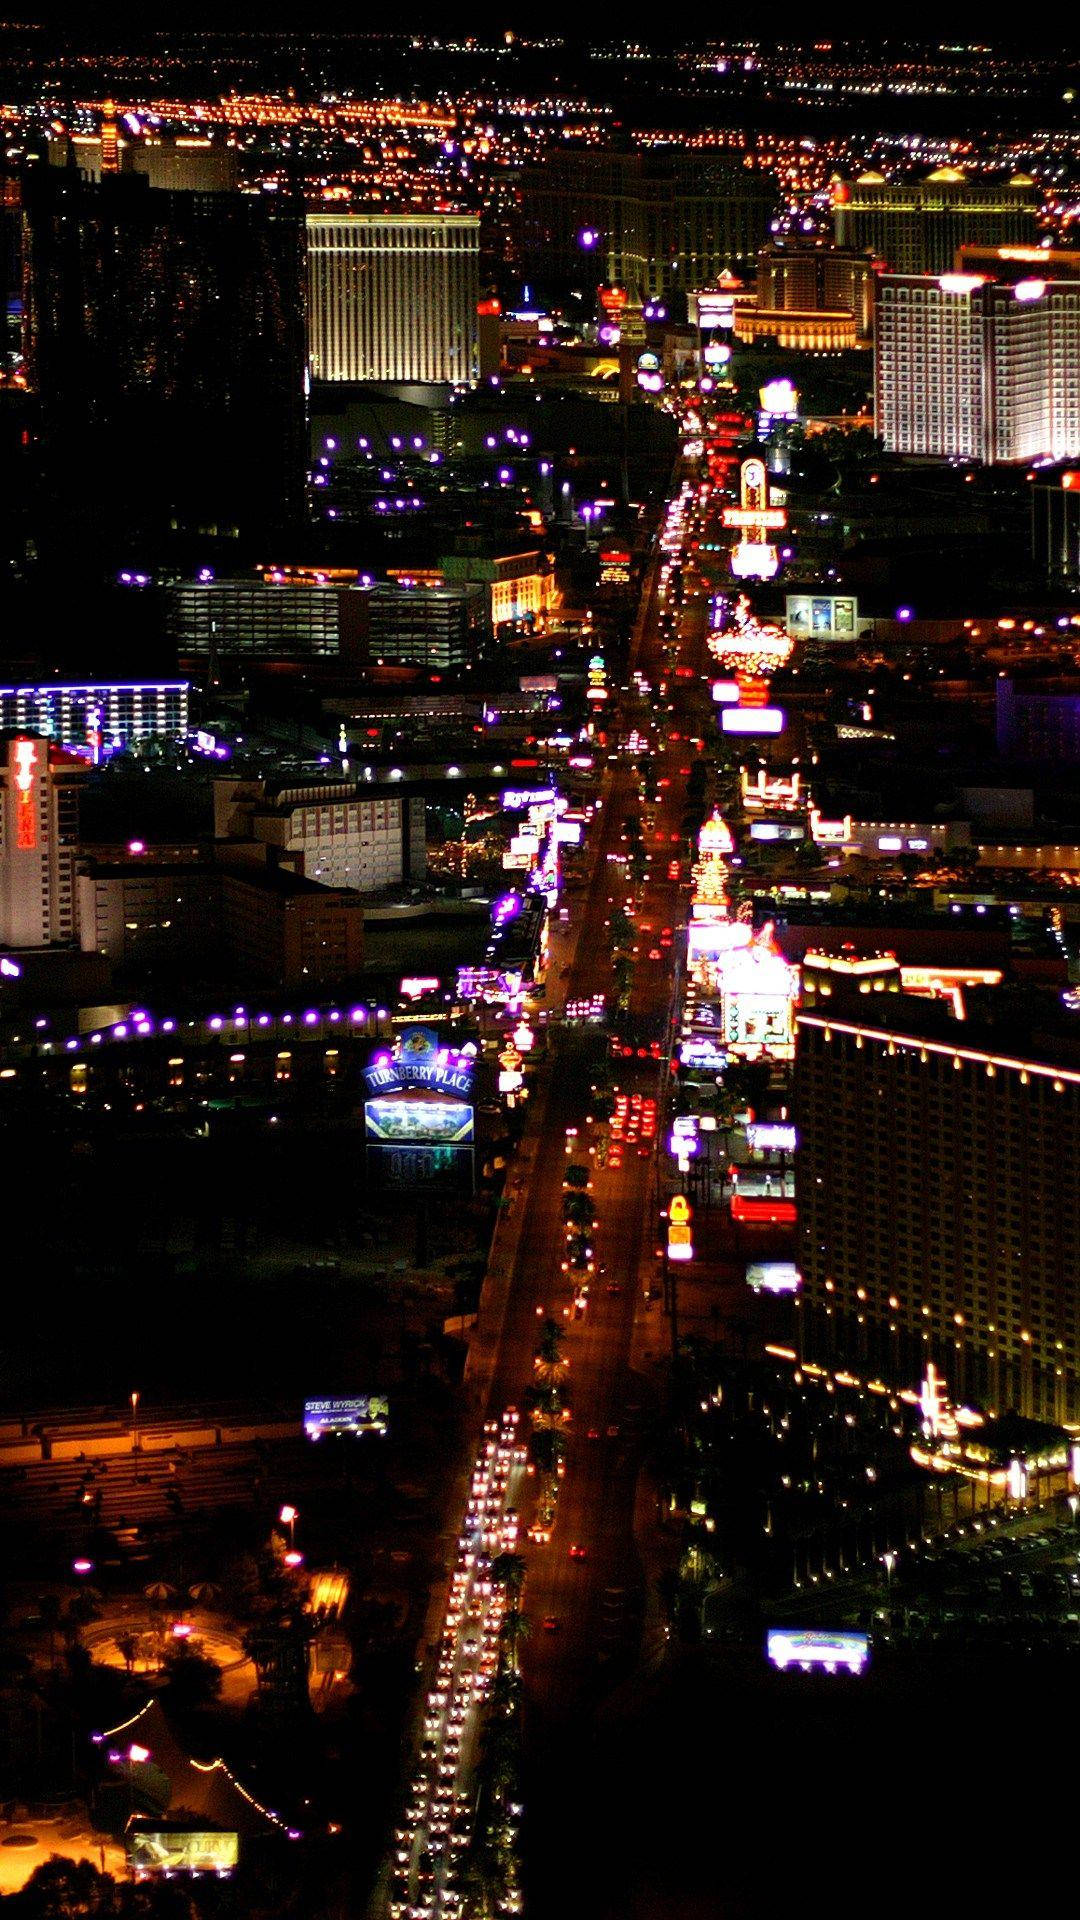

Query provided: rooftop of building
[217,859,362,901]
[797,984,1080,1075]
[841,166,1039,190]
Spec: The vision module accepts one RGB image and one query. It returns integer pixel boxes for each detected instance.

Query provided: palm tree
[489,1552,526,1600]
[529,1428,566,1474]
[525,1383,568,1428]
[536,1317,565,1366]
[498,1610,530,1676]
[562,1191,595,1229]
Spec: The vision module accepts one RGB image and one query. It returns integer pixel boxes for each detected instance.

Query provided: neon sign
[363,1026,475,1096]
[730,459,781,580]
[13,739,37,850]
[501,787,556,812]
[766,1629,868,1675]
[746,1123,798,1152]
[667,1194,693,1263]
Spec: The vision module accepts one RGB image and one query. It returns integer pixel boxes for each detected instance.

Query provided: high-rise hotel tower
[306,213,481,385]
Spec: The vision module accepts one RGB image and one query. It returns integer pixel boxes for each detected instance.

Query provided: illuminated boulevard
[381,462,719,1919]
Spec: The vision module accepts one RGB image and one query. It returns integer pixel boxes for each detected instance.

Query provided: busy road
[380,454,727,1917]
[388,1410,525,1920]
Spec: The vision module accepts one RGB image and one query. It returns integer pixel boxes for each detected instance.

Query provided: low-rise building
[167,576,370,666]
[368,580,489,669]
[214,774,427,891]
[77,850,364,987]
[441,543,556,628]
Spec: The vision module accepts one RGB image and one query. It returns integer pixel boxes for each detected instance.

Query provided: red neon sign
[731,1194,797,1225]
[13,739,37,850]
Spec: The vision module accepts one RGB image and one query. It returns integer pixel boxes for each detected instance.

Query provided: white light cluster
[389,1410,525,1919]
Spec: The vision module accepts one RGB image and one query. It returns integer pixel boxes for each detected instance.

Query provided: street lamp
[130,1390,139,1455]
[280,1504,298,1548]
[882,1549,896,1599]
[1069,1493,1079,1532]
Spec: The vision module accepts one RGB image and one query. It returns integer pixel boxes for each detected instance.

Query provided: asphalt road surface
[472,478,721,1915]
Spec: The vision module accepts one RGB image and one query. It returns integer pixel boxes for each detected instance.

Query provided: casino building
[795,995,1080,1423]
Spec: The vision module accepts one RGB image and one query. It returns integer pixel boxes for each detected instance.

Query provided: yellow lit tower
[100,100,120,174]
[691,809,734,922]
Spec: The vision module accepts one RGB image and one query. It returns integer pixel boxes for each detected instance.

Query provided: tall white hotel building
[875,270,1080,463]
[0,737,89,949]
[306,213,481,385]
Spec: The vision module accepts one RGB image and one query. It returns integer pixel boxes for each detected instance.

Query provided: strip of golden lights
[797,1014,1080,1090]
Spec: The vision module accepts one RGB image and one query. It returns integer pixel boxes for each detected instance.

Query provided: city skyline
[1,23,1079,1920]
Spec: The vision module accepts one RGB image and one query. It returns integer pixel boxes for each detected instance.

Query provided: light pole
[882,1549,896,1604]
[130,1390,140,1455]
[279,1504,298,1550]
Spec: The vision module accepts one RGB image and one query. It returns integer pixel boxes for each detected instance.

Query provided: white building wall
[286,795,406,892]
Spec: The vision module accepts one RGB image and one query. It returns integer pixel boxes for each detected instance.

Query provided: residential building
[77,858,217,971]
[77,852,364,987]
[219,864,364,986]
[306,213,480,385]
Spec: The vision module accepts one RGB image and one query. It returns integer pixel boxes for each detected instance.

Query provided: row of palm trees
[461,1549,528,1919]
[526,1318,571,1537]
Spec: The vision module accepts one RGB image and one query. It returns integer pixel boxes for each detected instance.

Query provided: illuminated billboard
[731,540,779,581]
[722,506,787,531]
[759,378,798,418]
[456,966,520,1003]
[746,1261,801,1294]
[600,549,631,586]
[746,1122,798,1152]
[716,926,798,1059]
[679,1036,727,1070]
[304,1396,389,1437]
[688,920,751,958]
[501,786,557,811]
[128,1830,239,1877]
[750,822,803,842]
[364,1097,474,1143]
[721,707,785,736]
[766,1629,868,1676]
